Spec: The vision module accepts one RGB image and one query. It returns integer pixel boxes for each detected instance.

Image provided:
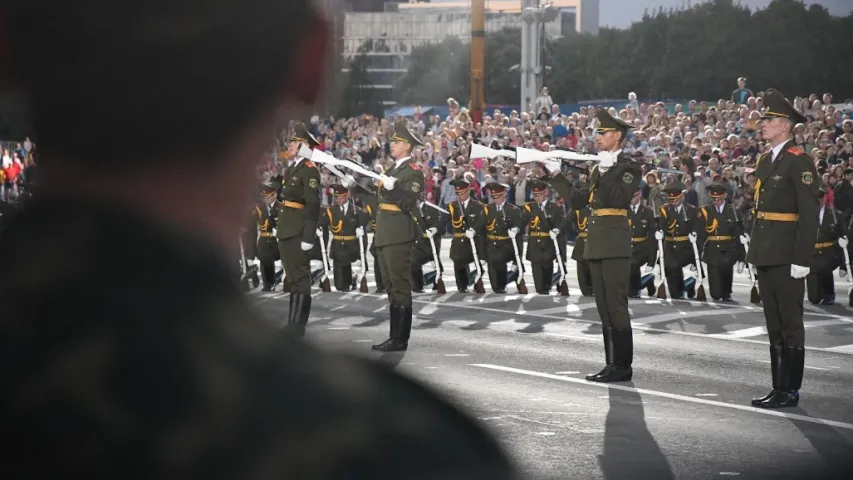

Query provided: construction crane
[469,0,486,125]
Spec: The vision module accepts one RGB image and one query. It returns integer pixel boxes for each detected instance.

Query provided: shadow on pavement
[788,407,853,479]
[599,385,675,480]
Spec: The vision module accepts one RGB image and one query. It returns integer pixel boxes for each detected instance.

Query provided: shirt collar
[292,157,303,168]
[770,140,789,161]
[394,156,411,169]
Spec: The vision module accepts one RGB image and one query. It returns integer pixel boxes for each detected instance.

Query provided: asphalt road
[248,242,853,479]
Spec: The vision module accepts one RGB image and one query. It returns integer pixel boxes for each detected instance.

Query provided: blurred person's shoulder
[0,196,515,479]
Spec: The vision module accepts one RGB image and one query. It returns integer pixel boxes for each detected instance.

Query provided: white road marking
[326,327,350,330]
[709,326,767,339]
[718,473,741,476]
[352,339,372,343]
[695,393,718,397]
[555,371,581,375]
[546,333,600,343]
[635,307,755,325]
[536,432,556,436]
[470,364,853,431]
[825,344,853,354]
[445,353,470,357]
[330,305,346,311]
[372,306,386,313]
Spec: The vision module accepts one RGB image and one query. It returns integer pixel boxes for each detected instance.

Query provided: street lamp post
[520,1,559,113]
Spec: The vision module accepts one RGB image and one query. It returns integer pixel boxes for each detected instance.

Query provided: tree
[337,45,385,118]
[397,0,853,105]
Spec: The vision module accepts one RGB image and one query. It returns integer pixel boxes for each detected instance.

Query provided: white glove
[840,269,848,279]
[790,264,810,279]
[355,226,365,237]
[736,262,745,274]
[342,174,356,188]
[689,264,697,272]
[301,242,313,251]
[839,237,849,248]
[597,151,617,169]
[642,265,655,275]
[425,261,436,271]
[380,175,396,190]
[508,227,519,238]
[549,228,560,239]
[509,262,519,272]
[541,159,561,174]
[309,260,324,270]
[688,232,698,243]
[655,230,664,241]
[315,228,323,238]
[740,234,750,245]
[426,227,438,238]
[271,228,277,237]
[464,228,476,239]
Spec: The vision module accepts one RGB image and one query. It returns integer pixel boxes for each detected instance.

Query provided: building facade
[342,0,600,106]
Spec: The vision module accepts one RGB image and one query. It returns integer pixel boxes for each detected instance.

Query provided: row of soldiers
[248,93,848,411]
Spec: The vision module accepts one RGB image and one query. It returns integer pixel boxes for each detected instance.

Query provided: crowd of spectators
[0,138,35,202]
[256,78,853,236]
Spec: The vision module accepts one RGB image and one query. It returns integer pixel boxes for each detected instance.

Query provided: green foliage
[387,0,852,105]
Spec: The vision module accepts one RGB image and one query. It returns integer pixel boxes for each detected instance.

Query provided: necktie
[498,204,502,212]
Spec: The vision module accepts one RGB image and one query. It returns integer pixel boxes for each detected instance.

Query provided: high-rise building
[340,0,600,106]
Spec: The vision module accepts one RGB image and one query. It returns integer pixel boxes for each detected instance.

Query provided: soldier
[320,184,366,292]
[276,121,322,338]
[546,107,643,383]
[747,88,819,409]
[806,189,848,305]
[255,181,282,291]
[628,190,657,298]
[482,182,523,294]
[521,181,569,294]
[655,182,702,299]
[350,181,386,293]
[570,203,593,296]
[371,121,427,352]
[698,183,745,302]
[447,179,487,293]
[411,200,448,293]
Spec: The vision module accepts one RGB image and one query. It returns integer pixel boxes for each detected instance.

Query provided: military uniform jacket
[320,203,367,264]
[699,203,745,266]
[629,203,657,266]
[448,198,487,264]
[254,200,280,263]
[412,206,449,266]
[658,203,702,268]
[521,200,569,264]
[374,158,426,248]
[483,201,523,265]
[276,157,322,245]
[550,152,643,260]
[352,183,379,255]
[812,206,847,274]
[570,206,590,263]
[746,141,820,267]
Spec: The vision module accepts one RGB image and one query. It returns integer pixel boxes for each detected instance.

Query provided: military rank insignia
[801,172,813,185]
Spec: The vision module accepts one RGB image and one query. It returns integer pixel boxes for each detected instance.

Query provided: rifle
[457,199,485,294]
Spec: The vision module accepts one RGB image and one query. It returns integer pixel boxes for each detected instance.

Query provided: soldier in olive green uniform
[806,189,848,305]
[520,181,569,294]
[447,179,487,293]
[570,204,593,296]
[656,183,702,299]
[371,121,427,352]
[547,107,643,383]
[351,182,386,293]
[411,201,449,293]
[276,122,322,337]
[747,88,820,409]
[483,183,523,294]
[255,182,282,291]
[320,184,368,292]
[628,190,657,298]
[698,184,745,302]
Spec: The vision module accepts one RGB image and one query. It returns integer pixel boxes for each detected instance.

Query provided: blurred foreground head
[3,0,331,247]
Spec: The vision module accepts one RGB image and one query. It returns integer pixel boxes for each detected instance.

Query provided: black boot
[372,305,408,351]
[285,292,310,338]
[751,344,782,406]
[261,264,275,291]
[587,328,633,382]
[758,346,803,409]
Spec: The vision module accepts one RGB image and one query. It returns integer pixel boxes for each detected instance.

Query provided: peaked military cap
[261,181,278,195]
[391,120,425,147]
[595,107,634,135]
[484,182,509,196]
[330,184,349,196]
[450,179,470,190]
[663,182,686,197]
[760,88,806,124]
[291,121,320,148]
[530,180,549,194]
[707,183,728,198]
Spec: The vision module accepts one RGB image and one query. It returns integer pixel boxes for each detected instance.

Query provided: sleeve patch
[411,182,420,193]
[622,172,635,184]
[801,171,813,185]
[308,178,319,189]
